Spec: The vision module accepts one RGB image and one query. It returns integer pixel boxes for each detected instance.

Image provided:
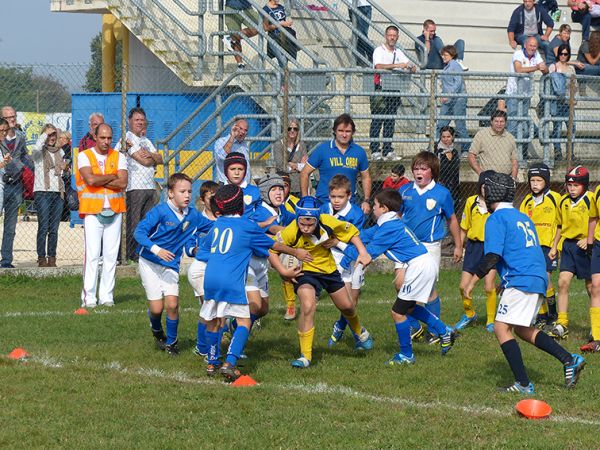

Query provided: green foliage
[84,32,123,93]
[0,66,71,112]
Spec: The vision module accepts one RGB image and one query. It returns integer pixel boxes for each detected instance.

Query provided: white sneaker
[222,36,234,52]
[457,59,469,71]
[99,301,114,307]
[383,152,396,161]
[371,152,383,161]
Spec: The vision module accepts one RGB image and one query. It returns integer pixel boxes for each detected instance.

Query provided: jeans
[126,189,158,261]
[34,191,63,258]
[571,10,600,41]
[349,5,373,66]
[576,63,600,76]
[514,33,552,63]
[0,173,4,214]
[506,96,536,159]
[551,101,576,156]
[1,182,23,266]
[369,93,401,155]
[436,97,470,152]
[426,38,465,69]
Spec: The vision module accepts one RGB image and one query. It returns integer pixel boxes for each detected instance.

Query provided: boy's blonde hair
[328,174,351,194]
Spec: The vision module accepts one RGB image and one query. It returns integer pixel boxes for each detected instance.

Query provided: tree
[0,66,71,112]
[84,32,122,92]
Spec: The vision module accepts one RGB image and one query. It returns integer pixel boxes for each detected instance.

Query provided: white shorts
[199,299,251,321]
[187,259,207,297]
[246,256,269,297]
[397,253,436,302]
[423,241,441,278]
[341,263,365,290]
[495,287,543,327]
[139,256,180,300]
[394,261,408,270]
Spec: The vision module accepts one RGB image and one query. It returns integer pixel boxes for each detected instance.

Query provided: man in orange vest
[76,123,128,308]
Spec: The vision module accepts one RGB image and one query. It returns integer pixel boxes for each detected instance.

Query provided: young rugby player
[464,171,585,393]
[342,189,457,365]
[519,163,561,327]
[278,171,300,320]
[270,196,373,368]
[547,166,596,339]
[134,173,214,355]
[455,171,497,332]
[583,180,600,353]
[224,151,260,219]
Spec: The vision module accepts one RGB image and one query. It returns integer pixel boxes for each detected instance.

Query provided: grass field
[1,269,599,449]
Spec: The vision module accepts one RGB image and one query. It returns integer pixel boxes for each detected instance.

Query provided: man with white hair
[78,112,104,151]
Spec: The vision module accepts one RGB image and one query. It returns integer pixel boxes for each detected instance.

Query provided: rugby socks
[546,291,557,319]
[590,307,600,341]
[462,297,476,318]
[196,321,208,354]
[250,314,260,330]
[486,290,497,325]
[226,325,250,367]
[206,331,221,365]
[342,311,362,337]
[335,314,349,333]
[500,339,530,388]
[538,301,549,315]
[534,331,572,365]
[165,317,179,345]
[298,327,315,361]
[557,312,569,327]
[426,296,441,318]
[148,310,162,333]
[410,305,447,336]
[282,280,296,308]
[407,315,421,331]
[394,320,413,358]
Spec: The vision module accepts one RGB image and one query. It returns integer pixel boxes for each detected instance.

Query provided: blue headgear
[295,196,321,222]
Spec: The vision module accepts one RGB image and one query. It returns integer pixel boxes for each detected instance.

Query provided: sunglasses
[559,52,569,56]
[288,127,299,131]
[2,115,16,120]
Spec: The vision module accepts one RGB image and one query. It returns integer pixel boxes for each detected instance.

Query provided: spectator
[437,44,469,154]
[548,24,572,64]
[214,119,252,185]
[0,119,12,216]
[76,123,127,308]
[58,131,73,220]
[223,0,259,69]
[369,25,416,161]
[575,30,600,75]
[32,124,65,267]
[115,107,163,262]
[263,0,297,68]
[382,164,409,189]
[300,114,372,214]
[505,35,548,160]
[568,0,600,41]
[272,118,307,196]
[78,112,104,151]
[350,0,374,67]
[507,0,554,62]
[1,106,28,269]
[467,110,518,179]
[435,126,460,210]
[416,19,468,70]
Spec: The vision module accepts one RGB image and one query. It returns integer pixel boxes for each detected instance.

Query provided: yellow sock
[538,301,548,315]
[343,311,363,336]
[547,286,555,297]
[557,312,569,327]
[282,281,296,308]
[486,290,497,325]
[590,307,600,341]
[298,327,315,361]
[462,297,475,318]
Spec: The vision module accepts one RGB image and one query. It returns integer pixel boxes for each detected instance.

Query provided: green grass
[1,270,599,449]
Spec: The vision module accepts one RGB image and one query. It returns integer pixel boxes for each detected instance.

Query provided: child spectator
[464,171,585,393]
[382,165,409,190]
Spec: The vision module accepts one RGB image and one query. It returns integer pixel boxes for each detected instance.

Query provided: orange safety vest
[75,148,126,215]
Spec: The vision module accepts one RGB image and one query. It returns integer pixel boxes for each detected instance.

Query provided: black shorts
[294,270,346,297]
[462,239,484,274]
[542,245,558,273]
[591,241,600,275]
[560,239,591,280]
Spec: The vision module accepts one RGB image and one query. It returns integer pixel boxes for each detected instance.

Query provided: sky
[1,0,101,65]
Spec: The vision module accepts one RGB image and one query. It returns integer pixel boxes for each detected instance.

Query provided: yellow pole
[102,14,116,92]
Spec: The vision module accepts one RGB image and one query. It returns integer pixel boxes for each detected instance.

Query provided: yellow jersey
[558,191,597,241]
[284,195,299,214]
[592,186,600,242]
[460,195,489,242]
[275,213,358,274]
[519,190,561,248]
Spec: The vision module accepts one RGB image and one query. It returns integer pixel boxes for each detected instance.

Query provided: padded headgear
[528,163,551,187]
[483,171,516,208]
[295,196,321,222]
[258,173,285,205]
[565,165,589,189]
[214,184,244,216]
[224,152,248,176]
[477,170,495,192]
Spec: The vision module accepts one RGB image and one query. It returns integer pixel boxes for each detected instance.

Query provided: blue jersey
[203,216,276,305]
[321,201,365,265]
[307,140,369,203]
[135,202,214,270]
[253,202,295,235]
[484,205,548,295]
[399,181,455,242]
[241,183,261,220]
[341,212,427,269]
[186,211,217,261]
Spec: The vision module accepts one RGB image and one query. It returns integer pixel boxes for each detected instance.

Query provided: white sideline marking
[15,353,600,427]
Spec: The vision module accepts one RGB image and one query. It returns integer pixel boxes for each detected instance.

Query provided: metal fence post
[567,74,576,165]
[120,62,128,265]
[428,72,436,150]
[282,66,290,170]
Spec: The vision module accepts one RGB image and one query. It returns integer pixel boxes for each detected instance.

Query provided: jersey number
[210,227,233,254]
[517,221,538,248]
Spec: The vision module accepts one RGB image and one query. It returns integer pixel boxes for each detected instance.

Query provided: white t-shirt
[115,131,158,191]
[78,147,127,208]
[506,49,543,95]
[372,44,410,68]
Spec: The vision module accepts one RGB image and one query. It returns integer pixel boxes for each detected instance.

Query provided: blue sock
[394,320,413,358]
[250,314,260,329]
[410,305,447,336]
[406,315,420,331]
[165,316,179,345]
[206,331,221,365]
[148,310,162,332]
[426,296,441,318]
[226,325,250,366]
[336,314,348,331]
[196,322,208,354]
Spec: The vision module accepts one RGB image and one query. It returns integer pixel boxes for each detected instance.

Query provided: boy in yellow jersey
[270,196,373,368]
[455,171,497,333]
[582,182,600,353]
[519,163,561,328]
[547,166,597,339]
[278,171,300,320]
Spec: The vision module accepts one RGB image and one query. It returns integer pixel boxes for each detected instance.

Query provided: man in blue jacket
[507,0,554,61]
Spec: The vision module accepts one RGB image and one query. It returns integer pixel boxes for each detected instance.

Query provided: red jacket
[382,176,409,190]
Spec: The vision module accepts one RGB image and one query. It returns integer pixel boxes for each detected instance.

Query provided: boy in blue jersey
[134,173,215,355]
[342,189,456,365]
[320,174,367,347]
[399,151,462,341]
[224,151,261,219]
[200,184,311,381]
[464,172,585,393]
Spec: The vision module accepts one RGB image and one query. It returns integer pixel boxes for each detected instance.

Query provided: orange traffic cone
[232,375,257,387]
[8,347,30,360]
[74,308,90,315]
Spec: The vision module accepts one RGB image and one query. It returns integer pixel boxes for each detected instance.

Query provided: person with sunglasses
[272,118,307,197]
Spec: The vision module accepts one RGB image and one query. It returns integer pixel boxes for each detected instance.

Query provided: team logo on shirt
[426,198,437,210]
[182,221,190,231]
[244,195,252,205]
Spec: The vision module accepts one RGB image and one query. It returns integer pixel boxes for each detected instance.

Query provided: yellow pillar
[113,19,130,90]
[102,14,116,92]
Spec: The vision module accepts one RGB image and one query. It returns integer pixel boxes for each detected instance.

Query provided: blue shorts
[462,239,484,274]
[542,245,558,273]
[591,241,600,275]
[560,239,591,280]
[294,270,346,297]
